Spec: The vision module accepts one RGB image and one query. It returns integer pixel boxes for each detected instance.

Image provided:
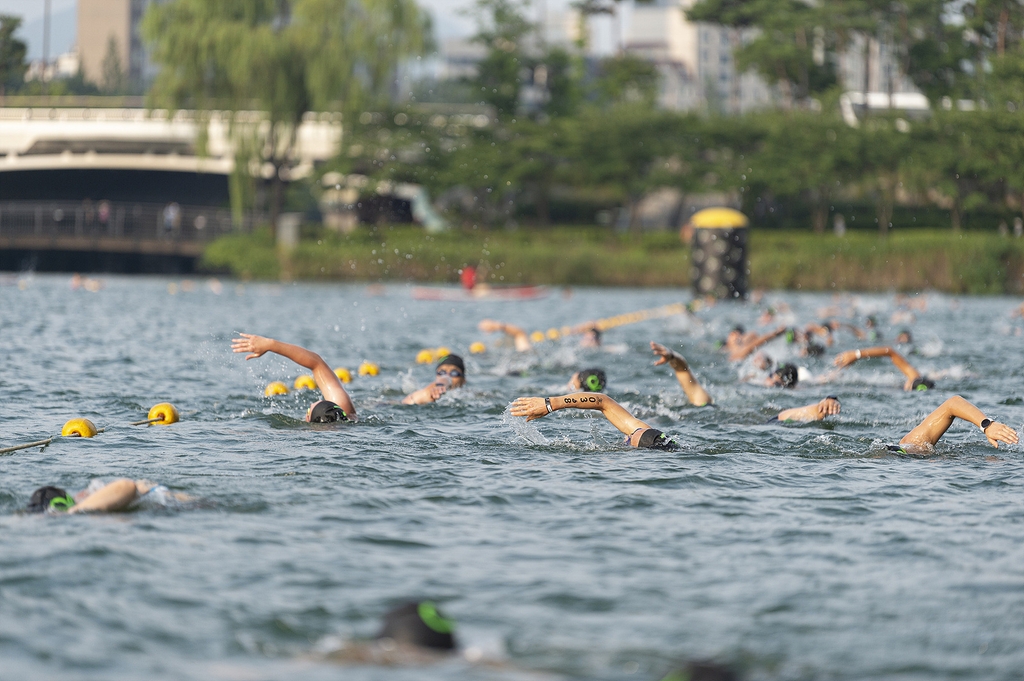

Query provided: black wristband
[545,397,553,414]
[981,418,992,432]
[826,395,839,401]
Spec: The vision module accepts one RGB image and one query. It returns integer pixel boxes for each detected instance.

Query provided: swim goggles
[436,369,463,378]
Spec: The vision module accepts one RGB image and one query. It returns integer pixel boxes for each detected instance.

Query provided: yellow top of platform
[689,207,749,229]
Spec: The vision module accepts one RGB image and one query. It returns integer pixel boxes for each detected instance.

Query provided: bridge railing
[0,201,263,242]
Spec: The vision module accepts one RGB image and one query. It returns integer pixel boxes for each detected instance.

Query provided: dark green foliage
[0,14,27,93]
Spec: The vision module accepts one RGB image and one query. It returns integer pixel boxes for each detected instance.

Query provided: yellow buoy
[62,418,97,438]
[358,361,380,376]
[147,402,179,425]
[435,346,452,358]
[469,341,486,354]
[530,330,545,343]
[334,367,352,383]
[294,375,317,390]
[416,349,435,364]
[546,328,560,340]
[264,381,289,396]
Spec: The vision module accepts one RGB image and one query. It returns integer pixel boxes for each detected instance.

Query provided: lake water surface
[1,276,1022,680]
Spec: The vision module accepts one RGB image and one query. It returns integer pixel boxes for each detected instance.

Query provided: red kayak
[412,285,548,301]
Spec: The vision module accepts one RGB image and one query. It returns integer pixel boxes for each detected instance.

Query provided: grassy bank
[201,226,1024,294]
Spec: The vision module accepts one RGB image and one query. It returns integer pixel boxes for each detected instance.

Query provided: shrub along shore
[201,227,1024,294]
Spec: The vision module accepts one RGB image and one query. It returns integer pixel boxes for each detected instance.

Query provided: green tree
[143,0,429,230]
[0,14,27,95]
[101,35,126,93]
[539,47,583,117]
[751,113,854,233]
[468,0,533,118]
[569,106,679,231]
[593,54,660,108]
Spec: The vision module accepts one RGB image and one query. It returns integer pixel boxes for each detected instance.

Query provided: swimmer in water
[510,393,679,450]
[478,319,532,352]
[403,354,466,404]
[766,362,799,388]
[25,479,189,514]
[833,346,934,391]
[650,341,712,406]
[231,333,356,421]
[578,324,602,347]
[726,326,787,362]
[890,395,1018,453]
[324,600,458,665]
[569,368,607,392]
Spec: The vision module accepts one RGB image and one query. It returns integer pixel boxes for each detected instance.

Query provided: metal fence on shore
[0,201,260,244]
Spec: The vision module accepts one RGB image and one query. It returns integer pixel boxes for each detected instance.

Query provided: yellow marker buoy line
[526,302,692,342]
[1,403,180,455]
[0,438,54,455]
[129,416,166,426]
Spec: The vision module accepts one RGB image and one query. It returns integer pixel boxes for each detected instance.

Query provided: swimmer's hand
[232,333,272,360]
[650,341,688,371]
[511,397,548,421]
[428,381,449,400]
[833,350,860,368]
[984,421,1019,448]
[777,397,840,422]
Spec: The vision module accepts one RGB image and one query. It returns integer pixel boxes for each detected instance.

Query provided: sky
[0,0,590,61]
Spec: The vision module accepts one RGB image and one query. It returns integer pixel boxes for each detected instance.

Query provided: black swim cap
[436,354,465,375]
[637,428,679,450]
[772,363,799,388]
[912,377,935,391]
[578,368,607,392]
[309,400,347,423]
[804,342,826,357]
[377,601,456,650]
[27,486,74,513]
[661,660,738,681]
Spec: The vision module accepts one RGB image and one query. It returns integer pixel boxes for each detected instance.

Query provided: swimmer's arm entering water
[833,346,920,391]
[650,341,712,406]
[231,333,356,417]
[478,319,532,352]
[777,397,840,422]
[729,326,786,361]
[511,394,650,437]
[900,395,1019,448]
[68,479,139,513]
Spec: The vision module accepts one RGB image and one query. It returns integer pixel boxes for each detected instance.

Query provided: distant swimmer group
[225,296,1021,458]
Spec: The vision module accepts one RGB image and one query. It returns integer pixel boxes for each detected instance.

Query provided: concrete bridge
[0,106,336,271]
[0,107,342,179]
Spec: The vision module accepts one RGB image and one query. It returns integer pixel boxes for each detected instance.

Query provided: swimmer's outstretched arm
[231,333,356,417]
[478,319,532,352]
[777,397,840,422]
[511,394,650,437]
[729,326,786,361]
[650,341,712,406]
[900,395,1019,448]
[833,346,920,390]
[68,479,138,513]
[402,381,448,405]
